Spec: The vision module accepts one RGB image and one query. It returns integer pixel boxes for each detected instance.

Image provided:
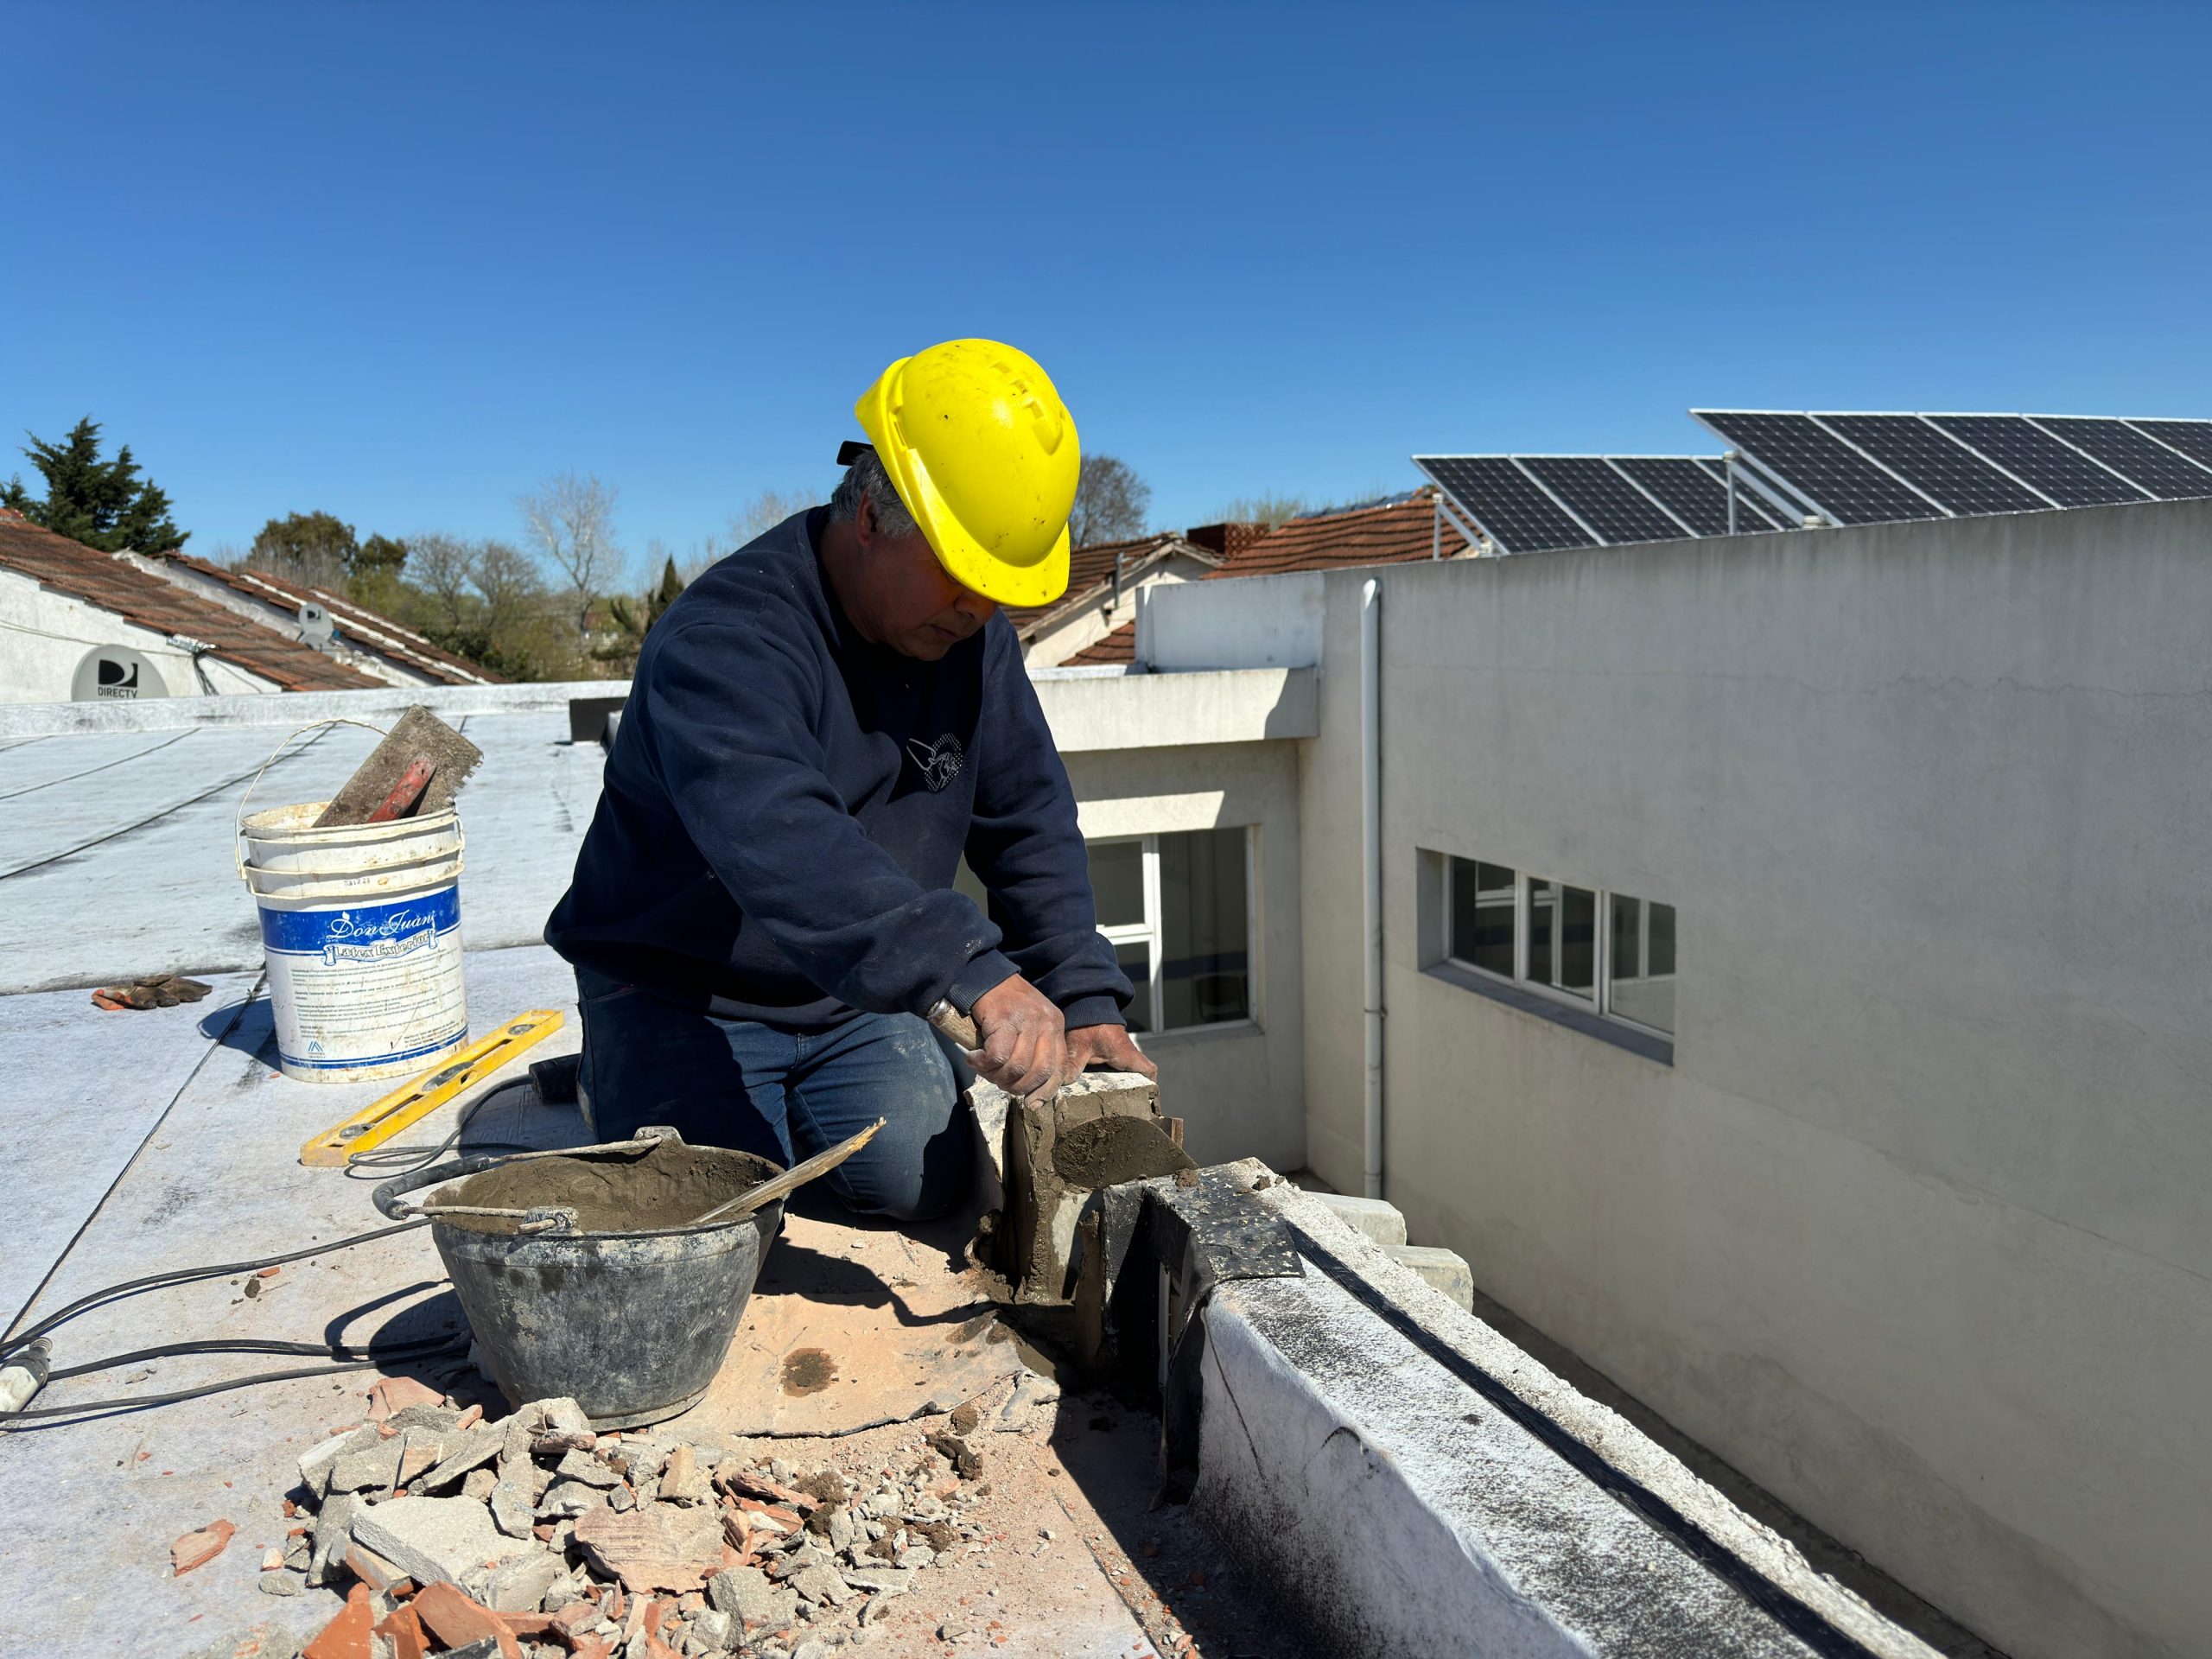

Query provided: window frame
[1443,857,1674,1039]
[1089,827,1258,1036]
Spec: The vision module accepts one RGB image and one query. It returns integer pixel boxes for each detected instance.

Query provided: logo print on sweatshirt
[907,733,964,791]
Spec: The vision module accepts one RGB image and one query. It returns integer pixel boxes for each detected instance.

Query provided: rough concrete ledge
[1187,1166,1939,1659]
[1031,665,1318,753]
[1304,1191,1407,1248]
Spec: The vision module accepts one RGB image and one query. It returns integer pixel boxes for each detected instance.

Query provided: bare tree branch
[1070,454,1152,547]
[405,532,478,631]
[518,469,623,633]
[730,487,823,545]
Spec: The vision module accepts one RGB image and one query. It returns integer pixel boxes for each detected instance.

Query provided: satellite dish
[298,601,334,649]
[72,645,169,702]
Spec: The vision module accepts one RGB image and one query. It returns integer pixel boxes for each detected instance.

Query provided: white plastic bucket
[238,795,469,1085]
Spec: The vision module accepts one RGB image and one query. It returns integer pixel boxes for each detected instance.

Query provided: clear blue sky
[5,3,2208,575]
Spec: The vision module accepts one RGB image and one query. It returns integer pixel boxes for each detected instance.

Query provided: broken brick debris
[572,1502,724,1592]
[169,1516,237,1575]
[365,1373,448,1422]
[410,1581,523,1659]
[302,1583,377,1659]
[237,1386,1040,1657]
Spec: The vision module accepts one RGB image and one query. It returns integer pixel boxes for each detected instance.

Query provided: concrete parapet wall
[1189,1173,1937,1658]
[1244,496,2212,1658]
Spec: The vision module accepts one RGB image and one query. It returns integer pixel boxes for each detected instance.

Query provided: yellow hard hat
[854,340,1079,608]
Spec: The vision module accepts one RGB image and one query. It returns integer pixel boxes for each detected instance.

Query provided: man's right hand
[968,974,1071,1102]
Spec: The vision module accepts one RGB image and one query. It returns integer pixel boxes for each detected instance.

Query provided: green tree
[354,533,408,580]
[349,532,410,614]
[248,511,359,589]
[2,416,188,551]
[593,554,686,672]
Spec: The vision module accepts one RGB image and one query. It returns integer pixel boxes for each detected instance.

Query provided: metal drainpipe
[1360,578,1385,1199]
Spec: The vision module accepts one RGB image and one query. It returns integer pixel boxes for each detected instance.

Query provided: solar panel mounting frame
[1698,454,1810,531]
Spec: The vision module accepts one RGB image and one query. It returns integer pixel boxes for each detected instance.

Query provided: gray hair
[828,448,918,538]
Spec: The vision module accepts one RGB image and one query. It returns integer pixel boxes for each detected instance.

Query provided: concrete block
[299,1423,381,1498]
[483,1548,566,1612]
[416,1424,505,1492]
[994,1071,1172,1305]
[710,1563,800,1627]
[1384,1244,1475,1311]
[349,1495,537,1597]
[328,1438,406,1495]
[306,1492,359,1587]
[1308,1192,1408,1248]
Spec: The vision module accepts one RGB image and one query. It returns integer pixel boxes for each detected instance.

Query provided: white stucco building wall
[1029,667,1313,1173]
[1085,499,2212,1659]
[0,567,280,702]
[1020,551,1217,666]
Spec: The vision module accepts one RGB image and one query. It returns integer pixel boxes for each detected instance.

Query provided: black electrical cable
[3,1064,562,1426]
[5,1341,469,1426]
[338,1078,540,1179]
[48,1334,458,1381]
[0,1217,432,1363]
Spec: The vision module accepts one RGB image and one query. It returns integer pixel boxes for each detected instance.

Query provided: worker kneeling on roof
[546,340,1147,1219]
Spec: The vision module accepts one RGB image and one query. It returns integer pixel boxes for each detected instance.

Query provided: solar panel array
[1417,457,1599,553]
[1418,414,2212,556]
[1688,412,2212,528]
[1414,453,1793,554]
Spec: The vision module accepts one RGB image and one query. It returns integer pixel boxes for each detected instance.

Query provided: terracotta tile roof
[1003,533,1217,638]
[0,510,381,692]
[1211,489,1466,578]
[1061,620,1135,665]
[151,552,500,684]
[1048,494,1467,670]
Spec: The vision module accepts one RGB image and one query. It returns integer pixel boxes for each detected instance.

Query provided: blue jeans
[573,969,974,1221]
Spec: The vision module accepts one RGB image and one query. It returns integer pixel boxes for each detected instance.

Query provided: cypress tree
[1,416,188,551]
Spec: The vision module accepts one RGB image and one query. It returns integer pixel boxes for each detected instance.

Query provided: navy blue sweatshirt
[544,508,1130,1033]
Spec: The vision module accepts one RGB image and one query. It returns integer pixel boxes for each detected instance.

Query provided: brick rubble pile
[254,1379,1013,1659]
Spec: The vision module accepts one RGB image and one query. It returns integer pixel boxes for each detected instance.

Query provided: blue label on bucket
[259,887,460,963]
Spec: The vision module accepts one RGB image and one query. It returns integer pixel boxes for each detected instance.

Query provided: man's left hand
[1066,1023,1156,1080]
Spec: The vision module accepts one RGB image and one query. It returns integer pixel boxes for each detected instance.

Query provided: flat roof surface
[0,707,599,994]
[0,708,1300,1659]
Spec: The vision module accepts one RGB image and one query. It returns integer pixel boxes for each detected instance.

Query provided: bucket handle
[369,1127,686,1224]
[233,716,391,884]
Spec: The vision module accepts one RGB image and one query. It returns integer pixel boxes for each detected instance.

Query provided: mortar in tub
[383,1129,783,1428]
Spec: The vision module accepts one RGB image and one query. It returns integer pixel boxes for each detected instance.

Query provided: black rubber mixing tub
[374,1128,783,1428]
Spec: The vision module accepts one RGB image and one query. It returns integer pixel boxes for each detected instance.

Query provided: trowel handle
[925,998,980,1050]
